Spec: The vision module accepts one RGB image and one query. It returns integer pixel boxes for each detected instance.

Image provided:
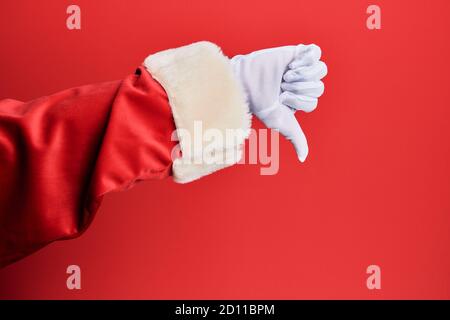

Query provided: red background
[0,0,449,299]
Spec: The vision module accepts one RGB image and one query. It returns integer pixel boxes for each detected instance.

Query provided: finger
[294,44,321,60]
[281,81,325,98]
[293,44,309,56]
[276,105,309,162]
[290,44,322,69]
[283,61,328,82]
[280,91,318,112]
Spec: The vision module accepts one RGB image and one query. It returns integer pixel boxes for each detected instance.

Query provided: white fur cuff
[144,41,251,183]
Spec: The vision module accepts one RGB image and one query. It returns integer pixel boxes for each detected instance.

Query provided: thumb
[272,105,309,162]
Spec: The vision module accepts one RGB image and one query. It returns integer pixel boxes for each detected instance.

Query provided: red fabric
[0,67,177,268]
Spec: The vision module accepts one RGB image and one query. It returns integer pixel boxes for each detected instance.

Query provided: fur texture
[144,41,251,183]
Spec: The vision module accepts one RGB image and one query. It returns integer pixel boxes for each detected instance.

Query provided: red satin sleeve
[0,67,177,268]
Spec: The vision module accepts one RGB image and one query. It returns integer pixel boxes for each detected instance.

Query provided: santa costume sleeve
[0,41,251,268]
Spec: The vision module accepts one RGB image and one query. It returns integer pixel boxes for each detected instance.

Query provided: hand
[230,44,327,162]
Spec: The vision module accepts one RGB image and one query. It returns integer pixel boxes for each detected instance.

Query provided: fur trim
[144,41,251,183]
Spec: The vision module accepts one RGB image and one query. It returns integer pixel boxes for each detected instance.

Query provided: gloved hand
[230,44,327,162]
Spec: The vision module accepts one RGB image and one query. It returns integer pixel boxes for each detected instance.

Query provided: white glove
[230,44,327,162]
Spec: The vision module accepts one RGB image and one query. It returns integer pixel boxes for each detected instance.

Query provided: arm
[0,67,177,267]
[0,41,326,268]
[0,42,250,268]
